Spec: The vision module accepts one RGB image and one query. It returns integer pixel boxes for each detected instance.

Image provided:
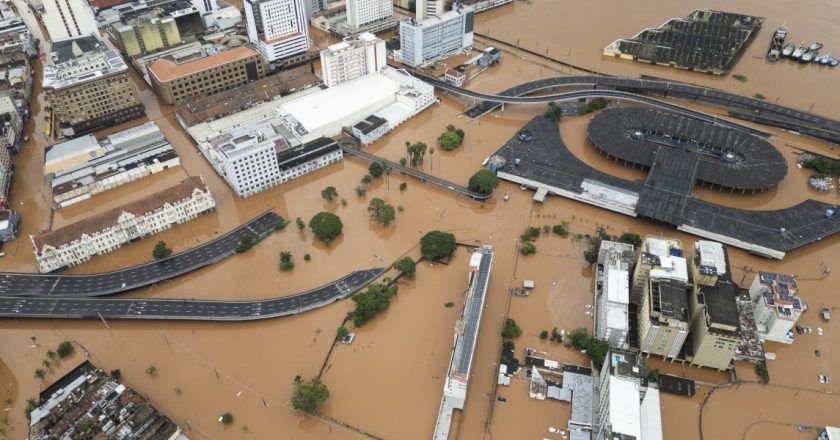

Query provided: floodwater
[1,0,840,439]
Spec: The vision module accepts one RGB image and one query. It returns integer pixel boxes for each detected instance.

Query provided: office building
[749,272,804,344]
[244,0,310,63]
[0,143,10,209]
[399,5,474,68]
[416,0,443,20]
[46,122,180,208]
[594,349,663,440]
[148,45,265,104]
[594,241,634,350]
[42,0,97,39]
[688,241,742,371]
[346,0,392,29]
[319,32,385,88]
[634,236,690,360]
[44,35,144,137]
[113,15,182,57]
[202,119,285,197]
[0,209,19,242]
[303,0,326,18]
[0,91,24,154]
[31,176,215,273]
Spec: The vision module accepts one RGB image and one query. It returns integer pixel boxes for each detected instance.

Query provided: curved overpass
[0,269,385,321]
[0,212,283,297]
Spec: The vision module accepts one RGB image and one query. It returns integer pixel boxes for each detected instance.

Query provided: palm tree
[33,368,46,380]
[42,359,50,369]
[46,350,57,362]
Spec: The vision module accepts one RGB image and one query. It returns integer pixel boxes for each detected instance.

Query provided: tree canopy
[438,125,464,151]
[152,241,172,260]
[468,169,500,195]
[407,141,428,166]
[392,256,416,278]
[291,377,330,414]
[420,231,457,260]
[543,101,562,122]
[347,282,398,327]
[617,232,642,247]
[367,198,396,226]
[502,318,522,338]
[309,212,343,245]
[368,162,385,178]
[321,186,338,202]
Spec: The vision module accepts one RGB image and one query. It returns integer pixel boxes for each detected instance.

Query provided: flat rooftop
[700,280,741,329]
[652,279,689,322]
[148,46,259,83]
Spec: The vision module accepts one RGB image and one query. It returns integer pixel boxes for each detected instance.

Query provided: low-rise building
[634,236,690,360]
[320,32,385,88]
[148,45,265,105]
[688,241,742,370]
[31,176,215,272]
[593,349,663,440]
[44,35,144,137]
[444,67,466,86]
[594,241,635,350]
[479,46,501,67]
[399,5,474,68]
[351,115,388,145]
[276,137,343,182]
[0,208,18,242]
[46,121,180,208]
[0,91,24,154]
[749,272,804,344]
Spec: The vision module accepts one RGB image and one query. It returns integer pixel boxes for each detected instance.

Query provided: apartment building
[594,241,635,350]
[0,142,10,209]
[244,0,310,62]
[42,0,97,40]
[634,236,690,360]
[346,0,392,29]
[688,241,742,371]
[399,5,474,68]
[113,15,182,57]
[148,46,265,105]
[44,35,143,137]
[749,272,804,344]
[593,349,663,440]
[31,176,215,273]
[415,0,444,20]
[320,32,385,88]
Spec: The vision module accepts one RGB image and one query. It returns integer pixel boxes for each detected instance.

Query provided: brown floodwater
[2,0,840,439]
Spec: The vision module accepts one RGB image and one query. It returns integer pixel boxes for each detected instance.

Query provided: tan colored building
[148,46,265,105]
[114,15,182,57]
[44,35,144,137]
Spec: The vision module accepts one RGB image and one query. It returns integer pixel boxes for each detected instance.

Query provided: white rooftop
[640,387,664,440]
[647,237,689,283]
[696,240,727,276]
[607,269,629,304]
[609,376,642,439]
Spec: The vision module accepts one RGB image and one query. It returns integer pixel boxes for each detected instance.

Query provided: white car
[817,327,824,336]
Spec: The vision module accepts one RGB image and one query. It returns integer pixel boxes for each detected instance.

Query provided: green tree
[361,174,373,185]
[235,236,255,253]
[502,340,515,351]
[438,130,463,151]
[399,157,407,166]
[399,182,408,191]
[56,341,73,358]
[543,101,562,122]
[146,365,157,376]
[321,186,338,202]
[756,361,769,384]
[368,162,385,178]
[647,368,660,382]
[617,232,642,247]
[552,222,570,237]
[539,330,549,339]
[220,412,234,424]
[568,327,589,349]
[520,241,536,255]
[468,169,499,195]
[291,377,330,414]
[520,226,540,241]
[25,398,37,421]
[587,338,610,369]
[304,253,311,261]
[502,318,522,338]
[309,212,343,245]
[296,217,305,231]
[279,251,294,271]
[152,240,172,260]
[367,198,396,226]
[420,231,457,260]
[110,369,121,380]
[347,282,398,326]
[407,141,428,166]
[355,185,367,197]
[392,256,416,278]
[46,350,57,362]
[33,368,45,381]
[336,326,349,341]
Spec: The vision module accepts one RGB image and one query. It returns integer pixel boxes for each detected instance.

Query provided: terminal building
[244,0,310,63]
[593,349,663,440]
[44,35,144,137]
[45,122,180,208]
[399,5,474,68]
[634,236,690,360]
[748,272,804,344]
[319,32,385,88]
[31,176,215,273]
[594,241,635,350]
[687,241,742,371]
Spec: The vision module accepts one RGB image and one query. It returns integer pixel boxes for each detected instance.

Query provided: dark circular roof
[587,107,787,191]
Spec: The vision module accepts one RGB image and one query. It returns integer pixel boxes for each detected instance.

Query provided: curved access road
[0,211,283,297]
[0,269,385,321]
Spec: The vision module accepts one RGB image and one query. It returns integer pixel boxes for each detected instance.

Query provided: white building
[276,137,343,182]
[31,177,215,273]
[594,349,663,440]
[244,0,310,62]
[42,0,98,40]
[320,32,385,88]
[0,142,11,209]
[399,6,474,68]
[416,0,444,20]
[595,241,634,350]
[346,0,392,29]
[204,119,284,197]
[749,272,804,344]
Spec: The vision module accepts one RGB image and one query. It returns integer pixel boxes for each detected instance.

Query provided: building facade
[320,32,385,88]
[688,241,742,370]
[749,272,803,344]
[416,0,443,20]
[277,137,343,182]
[346,0,392,29]
[114,16,182,58]
[594,241,634,350]
[634,236,690,360]
[31,177,215,273]
[44,35,143,137]
[594,349,663,440]
[244,0,310,62]
[148,46,265,105]
[0,143,10,209]
[42,0,97,40]
[0,91,24,155]
[399,6,474,68]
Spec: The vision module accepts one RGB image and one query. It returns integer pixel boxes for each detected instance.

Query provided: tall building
[148,46,266,105]
[687,241,742,371]
[634,236,690,360]
[31,177,215,273]
[320,32,385,88]
[346,0,393,29]
[113,16,182,57]
[44,35,144,137]
[399,5,474,68]
[303,0,327,18]
[244,0,310,63]
[749,272,804,344]
[416,0,444,20]
[593,349,663,440]
[42,0,97,40]
[594,241,634,350]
